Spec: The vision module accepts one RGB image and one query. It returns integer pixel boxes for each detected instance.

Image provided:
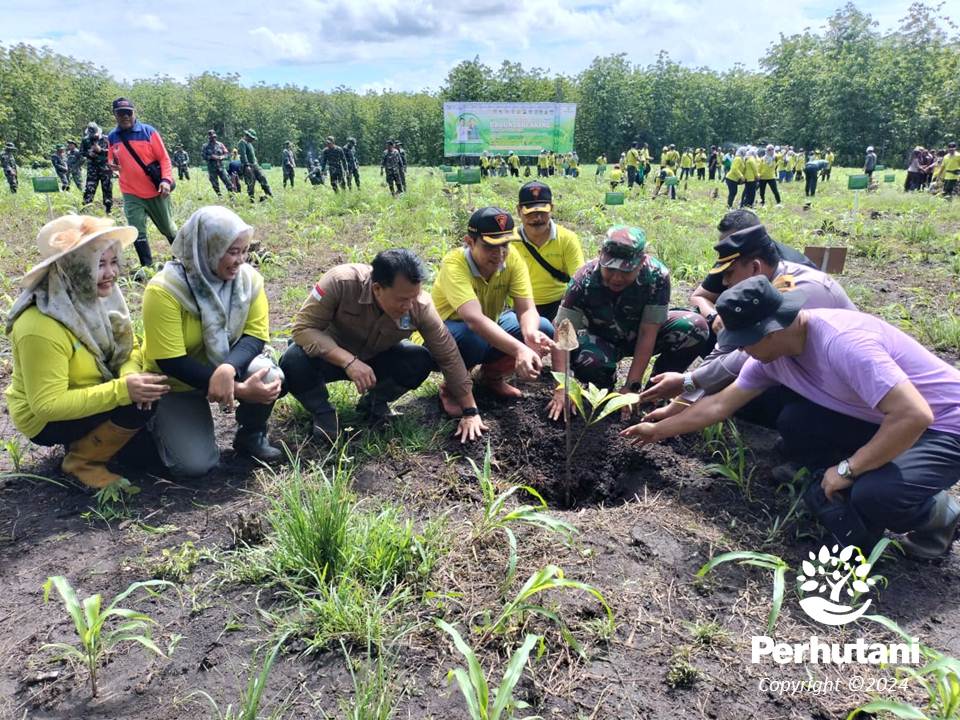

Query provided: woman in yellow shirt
[740,147,759,207]
[757,144,782,206]
[724,147,746,208]
[5,216,169,489]
[142,206,283,476]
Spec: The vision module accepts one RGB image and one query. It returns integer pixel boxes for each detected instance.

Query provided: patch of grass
[665,651,699,690]
[148,541,202,583]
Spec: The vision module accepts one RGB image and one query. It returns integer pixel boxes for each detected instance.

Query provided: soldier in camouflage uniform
[344,137,360,189]
[547,226,709,419]
[380,140,402,196]
[282,141,296,188]
[1,142,18,193]
[396,141,408,192]
[51,145,70,190]
[201,130,233,196]
[80,123,113,212]
[237,129,272,201]
[66,140,84,190]
[172,145,190,180]
[319,136,347,193]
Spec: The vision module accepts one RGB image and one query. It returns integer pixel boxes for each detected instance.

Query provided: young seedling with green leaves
[42,575,173,697]
[469,442,576,591]
[696,551,790,634]
[437,619,540,720]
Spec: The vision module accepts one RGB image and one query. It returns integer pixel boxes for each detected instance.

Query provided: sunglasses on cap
[115,109,134,117]
[601,242,639,260]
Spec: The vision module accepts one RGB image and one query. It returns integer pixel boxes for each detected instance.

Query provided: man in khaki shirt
[280,249,486,443]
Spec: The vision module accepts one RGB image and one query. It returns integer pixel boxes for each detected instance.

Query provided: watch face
[838,460,849,477]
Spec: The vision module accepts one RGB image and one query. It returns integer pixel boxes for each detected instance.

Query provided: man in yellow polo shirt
[936,141,960,198]
[433,207,556,410]
[512,181,585,322]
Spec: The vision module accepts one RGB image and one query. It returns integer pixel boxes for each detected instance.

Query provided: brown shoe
[478,355,523,399]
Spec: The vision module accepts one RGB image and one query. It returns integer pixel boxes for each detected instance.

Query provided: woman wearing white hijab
[5,216,169,488]
[142,206,283,476]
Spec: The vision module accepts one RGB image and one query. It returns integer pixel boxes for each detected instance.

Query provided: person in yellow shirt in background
[547,151,556,176]
[595,153,607,180]
[757,144,782,207]
[725,147,746,208]
[537,150,549,177]
[431,207,555,401]
[936,141,960,199]
[822,148,835,181]
[568,152,580,177]
[640,143,652,177]
[479,152,490,179]
[794,148,806,183]
[609,164,624,190]
[658,145,668,168]
[665,144,681,169]
[5,216,169,489]
[625,141,641,188]
[507,151,521,177]
[695,148,707,180]
[143,206,284,476]
[653,159,678,200]
[741,147,759,208]
[513,181,585,321]
[679,148,694,181]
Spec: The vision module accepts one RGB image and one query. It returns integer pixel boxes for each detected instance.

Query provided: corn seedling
[150,541,201,583]
[42,575,173,697]
[436,619,540,720]
[1,437,25,471]
[849,614,960,720]
[696,551,790,634]
[703,420,756,501]
[484,564,613,658]
[186,633,288,720]
[469,442,576,591]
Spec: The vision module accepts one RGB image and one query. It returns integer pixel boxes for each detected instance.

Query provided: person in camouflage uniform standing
[51,145,70,190]
[172,145,190,180]
[1,142,18,193]
[81,123,113,212]
[547,226,709,420]
[319,136,347,193]
[380,140,402,196]
[396,141,408,192]
[344,137,360,189]
[237,129,272,201]
[201,130,233,196]
[281,141,296,188]
[66,140,84,190]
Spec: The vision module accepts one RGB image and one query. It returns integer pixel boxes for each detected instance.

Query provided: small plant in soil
[437,619,540,720]
[483,564,613,659]
[696,551,790,634]
[186,632,288,720]
[41,575,173,697]
[150,541,201,582]
[702,420,756,501]
[666,651,699,689]
[470,442,576,591]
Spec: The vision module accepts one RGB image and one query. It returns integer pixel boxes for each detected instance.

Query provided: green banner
[443,102,577,157]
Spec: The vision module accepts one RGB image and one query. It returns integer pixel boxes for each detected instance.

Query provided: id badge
[398,313,412,330]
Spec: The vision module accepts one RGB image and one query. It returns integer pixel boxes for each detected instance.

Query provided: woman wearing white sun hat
[5,215,170,488]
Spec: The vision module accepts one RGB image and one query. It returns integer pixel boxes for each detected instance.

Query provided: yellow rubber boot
[61,420,139,489]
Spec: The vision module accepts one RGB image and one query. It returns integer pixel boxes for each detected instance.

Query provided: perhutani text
[751,636,921,665]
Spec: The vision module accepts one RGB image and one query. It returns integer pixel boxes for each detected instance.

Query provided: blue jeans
[444,311,554,368]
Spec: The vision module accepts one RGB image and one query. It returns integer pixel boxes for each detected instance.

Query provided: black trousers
[32,404,153,446]
[280,340,434,401]
[740,180,757,207]
[725,178,740,208]
[805,171,819,197]
[758,178,781,205]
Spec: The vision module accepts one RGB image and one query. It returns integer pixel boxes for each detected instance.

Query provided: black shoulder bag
[120,133,169,191]
[520,233,570,284]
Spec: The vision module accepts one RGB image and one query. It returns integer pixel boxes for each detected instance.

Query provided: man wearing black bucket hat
[622,276,960,558]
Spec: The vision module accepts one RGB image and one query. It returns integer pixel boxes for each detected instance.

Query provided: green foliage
[150,541,202,583]
[696,551,790,634]
[185,633,288,720]
[469,442,576,591]
[42,575,173,697]
[436,619,540,720]
[702,420,756,501]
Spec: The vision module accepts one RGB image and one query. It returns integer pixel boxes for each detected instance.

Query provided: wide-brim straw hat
[20,215,137,289]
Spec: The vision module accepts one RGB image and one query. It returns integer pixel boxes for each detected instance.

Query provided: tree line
[0,2,956,169]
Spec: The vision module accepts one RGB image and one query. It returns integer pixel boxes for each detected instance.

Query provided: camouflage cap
[4,142,15,150]
[55,144,65,150]
[244,129,257,140]
[599,226,647,272]
[66,139,77,146]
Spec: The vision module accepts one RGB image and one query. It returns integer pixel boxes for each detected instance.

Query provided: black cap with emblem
[716,276,807,348]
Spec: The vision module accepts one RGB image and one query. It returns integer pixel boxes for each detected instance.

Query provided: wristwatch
[682,372,697,394]
[629,381,642,393]
[462,407,479,417]
[837,459,855,480]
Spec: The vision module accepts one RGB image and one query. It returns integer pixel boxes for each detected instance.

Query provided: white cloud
[249,27,313,62]
[127,13,166,32]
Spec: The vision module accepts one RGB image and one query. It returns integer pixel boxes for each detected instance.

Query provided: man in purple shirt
[623,276,960,559]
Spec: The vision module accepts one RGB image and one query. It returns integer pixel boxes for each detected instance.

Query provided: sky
[3,0,918,93]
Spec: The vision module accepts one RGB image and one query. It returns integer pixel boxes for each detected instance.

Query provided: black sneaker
[233,430,282,462]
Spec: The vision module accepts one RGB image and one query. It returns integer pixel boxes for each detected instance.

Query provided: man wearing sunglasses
[107,98,176,268]
[547,226,709,421]
[432,207,556,415]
